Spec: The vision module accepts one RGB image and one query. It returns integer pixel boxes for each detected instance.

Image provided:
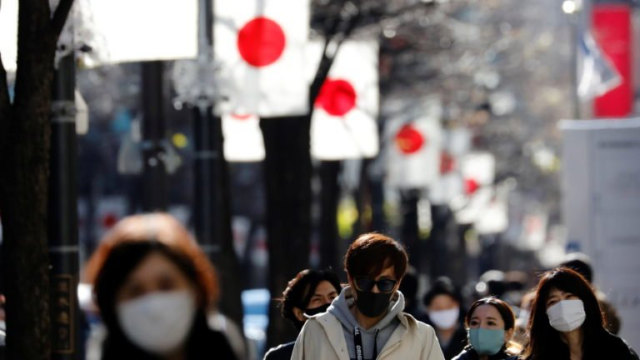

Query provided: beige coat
[291,310,445,360]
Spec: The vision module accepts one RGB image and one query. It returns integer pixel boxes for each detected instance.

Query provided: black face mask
[304,303,330,317]
[354,289,393,318]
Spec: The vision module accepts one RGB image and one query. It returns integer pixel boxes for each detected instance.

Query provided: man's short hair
[344,233,408,280]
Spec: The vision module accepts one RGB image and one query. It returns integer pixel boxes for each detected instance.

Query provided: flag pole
[49,52,82,359]
[193,0,220,257]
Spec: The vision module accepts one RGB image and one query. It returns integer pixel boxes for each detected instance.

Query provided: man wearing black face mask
[264,269,342,360]
[292,233,445,360]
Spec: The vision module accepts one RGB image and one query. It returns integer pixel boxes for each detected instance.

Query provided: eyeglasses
[354,277,397,293]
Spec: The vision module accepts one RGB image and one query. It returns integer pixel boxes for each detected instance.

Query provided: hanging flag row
[222,39,379,162]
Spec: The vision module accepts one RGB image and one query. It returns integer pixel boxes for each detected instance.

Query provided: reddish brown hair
[344,233,408,280]
[84,213,218,306]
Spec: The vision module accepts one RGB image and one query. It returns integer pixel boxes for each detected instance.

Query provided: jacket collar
[314,303,415,359]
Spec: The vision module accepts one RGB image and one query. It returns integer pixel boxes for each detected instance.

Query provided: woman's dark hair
[465,297,516,331]
[280,269,342,329]
[423,276,462,307]
[344,233,408,280]
[465,297,521,355]
[522,267,605,360]
[85,213,235,359]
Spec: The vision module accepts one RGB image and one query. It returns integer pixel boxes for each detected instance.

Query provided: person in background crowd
[452,297,521,360]
[559,252,621,334]
[423,277,468,359]
[502,271,529,307]
[399,266,429,323]
[513,290,535,346]
[85,213,237,360]
[521,267,638,360]
[264,269,342,360]
[476,271,506,300]
[292,233,445,360]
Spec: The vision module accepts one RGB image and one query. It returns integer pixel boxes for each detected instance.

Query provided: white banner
[0,0,18,72]
[80,0,198,65]
[561,118,640,350]
[222,114,265,162]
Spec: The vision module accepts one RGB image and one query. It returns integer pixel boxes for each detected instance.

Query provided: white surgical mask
[117,290,196,355]
[546,299,586,332]
[429,307,460,329]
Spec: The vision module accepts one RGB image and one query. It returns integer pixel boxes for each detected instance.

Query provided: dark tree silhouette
[0,0,74,358]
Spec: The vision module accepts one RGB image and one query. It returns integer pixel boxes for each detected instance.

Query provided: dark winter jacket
[263,341,294,360]
[452,346,518,360]
[423,320,467,360]
[521,330,638,360]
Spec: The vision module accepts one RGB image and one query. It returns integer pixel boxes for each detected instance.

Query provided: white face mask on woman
[546,299,586,332]
[117,290,197,355]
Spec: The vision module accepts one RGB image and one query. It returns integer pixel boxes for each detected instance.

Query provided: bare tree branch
[50,0,74,39]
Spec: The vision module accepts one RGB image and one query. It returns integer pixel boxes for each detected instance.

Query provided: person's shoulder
[264,342,295,360]
[451,349,473,360]
[602,331,638,359]
[402,313,439,341]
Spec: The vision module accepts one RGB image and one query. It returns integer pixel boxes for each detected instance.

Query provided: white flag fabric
[453,152,496,224]
[222,114,265,162]
[577,31,621,101]
[386,116,442,189]
[0,0,18,72]
[309,40,379,160]
[214,0,310,117]
[79,0,198,65]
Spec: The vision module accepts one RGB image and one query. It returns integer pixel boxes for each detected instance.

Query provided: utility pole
[194,0,220,256]
[49,51,81,359]
[141,61,168,211]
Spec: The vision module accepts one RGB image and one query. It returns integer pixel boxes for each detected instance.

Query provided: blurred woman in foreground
[85,213,237,360]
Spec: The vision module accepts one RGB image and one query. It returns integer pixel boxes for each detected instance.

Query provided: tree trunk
[212,115,244,327]
[400,190,421,271]
[319,161,341,273]
[0,1,74,358]
[261,115,313,348]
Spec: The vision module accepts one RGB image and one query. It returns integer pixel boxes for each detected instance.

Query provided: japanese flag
[386,116,442,189]
[428,128,470,204]
[214,0,310,117]
[453,152,496,224]
[309,40,379,160]
[222,114,265,162]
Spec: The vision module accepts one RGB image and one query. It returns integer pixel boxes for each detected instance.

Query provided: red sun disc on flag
[315,78,357,116]
[440,151,455,174]
[395,125,425,154]
[465,178,480,195]
[237,17,286,67]
[102,213,118,229]
[231,114,254,121]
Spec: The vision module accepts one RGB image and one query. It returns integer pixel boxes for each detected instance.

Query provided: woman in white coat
[292,233,445,360]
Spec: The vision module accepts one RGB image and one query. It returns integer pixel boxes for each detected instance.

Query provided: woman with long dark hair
[452,297,521,360]
[521,267,637,360]
[85,213,237,360]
